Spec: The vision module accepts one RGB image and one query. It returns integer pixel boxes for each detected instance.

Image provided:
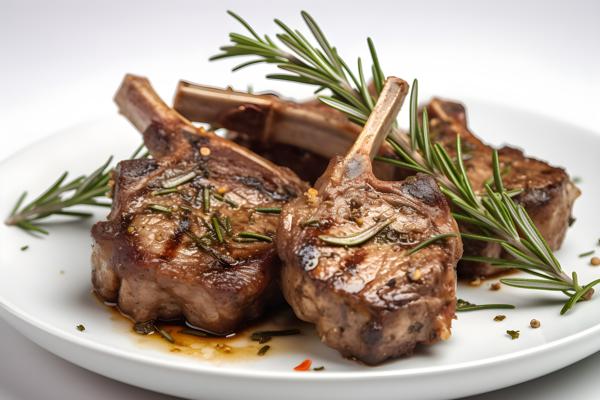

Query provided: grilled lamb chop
[91,74,307,334]
[276,78,462,364]
[173,82,579,277]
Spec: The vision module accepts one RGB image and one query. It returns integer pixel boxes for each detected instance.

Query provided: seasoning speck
[304,188,318,205]
[59,270,65,275]
[591,257,600,266]
[257,345,270,356]
[506,330,520,340]
[293,359,312,371]
[313,366,325,371]
[408,269,422,282]
[494,315,506,322]
[20,245,29,251]
[490,282,501,291]
[469,277,482,287]
[215,343,232,353]
[76,324,86,332]
[530,319,541,329]
[200,146,211,156]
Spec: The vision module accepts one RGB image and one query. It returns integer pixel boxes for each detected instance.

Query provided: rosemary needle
[319,218,394,246]
[237,231,272,243]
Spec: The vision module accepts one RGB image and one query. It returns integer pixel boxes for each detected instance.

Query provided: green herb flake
[203,187,211,213]
[313,366,325,371]
[157,327,175,343]
[456,298,515,312]
[237,231,272,243]
[319,218,394,247]
[255,207,282,214]
[161,171,196,189]
[152,187,179,196]
[76,324,86,332]
[579,250,595,258]
[20,245,29,251]
[506,330,520,340]
[257,345,271,356]
[148,204,172,214]
[494,315,506,322]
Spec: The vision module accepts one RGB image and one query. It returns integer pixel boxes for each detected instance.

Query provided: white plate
[1,101,599,400]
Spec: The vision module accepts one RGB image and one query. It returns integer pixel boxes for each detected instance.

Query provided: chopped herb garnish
[162,171,196,188]
[157,327,175,343]
[255,207,282,214]
[212,193,238,208]
[257,345,271,356]
[313,366,325,371]
[223,216,232,235]
[251,328,300,343]
[186,231,236,266]
[20,245,29,251]
[506,330,520,340]
[148,204,172,214]
[456,298,515,312]
[579,250,595,258]
[573,176,582,184]
[134,320,157,335]
[237,231,272,243]
[408,233,457,255]
[319,218,394,247]
[203,187,211,212]
[152,187,179,196]
[211,216,225,243]
[494,315,506,322]
[300,219,321,228]
[76,324,86,332]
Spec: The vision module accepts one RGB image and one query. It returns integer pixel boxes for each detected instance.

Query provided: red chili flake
[293,359,312,371]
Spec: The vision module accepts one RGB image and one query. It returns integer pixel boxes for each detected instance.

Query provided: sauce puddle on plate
[100,294,308,362]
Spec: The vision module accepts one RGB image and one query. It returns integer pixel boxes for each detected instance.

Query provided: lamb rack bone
[115,75,298,180]
[175,81,365,160]
[328,76,407,185]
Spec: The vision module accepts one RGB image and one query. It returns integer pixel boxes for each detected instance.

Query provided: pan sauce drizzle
[101,296,306,362]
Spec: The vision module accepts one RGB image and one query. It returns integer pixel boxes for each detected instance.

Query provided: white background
[1,0,599,398]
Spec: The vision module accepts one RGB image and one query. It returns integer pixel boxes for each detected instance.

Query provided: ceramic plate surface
[1,101,599,400]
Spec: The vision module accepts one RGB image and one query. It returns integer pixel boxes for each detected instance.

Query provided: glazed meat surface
[91,75,306,334]
[277,78,462,364]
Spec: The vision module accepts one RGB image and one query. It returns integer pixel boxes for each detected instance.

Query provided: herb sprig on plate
[212,10,600,314]
[4,144,146,234]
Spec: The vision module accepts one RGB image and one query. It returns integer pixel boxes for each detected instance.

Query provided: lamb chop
[276,77,462,364]
[91,74,307,334]
[173,82,579,278]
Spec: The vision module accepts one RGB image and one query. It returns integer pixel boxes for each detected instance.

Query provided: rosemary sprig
[213,11,599,313]
[5,144,147,235]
